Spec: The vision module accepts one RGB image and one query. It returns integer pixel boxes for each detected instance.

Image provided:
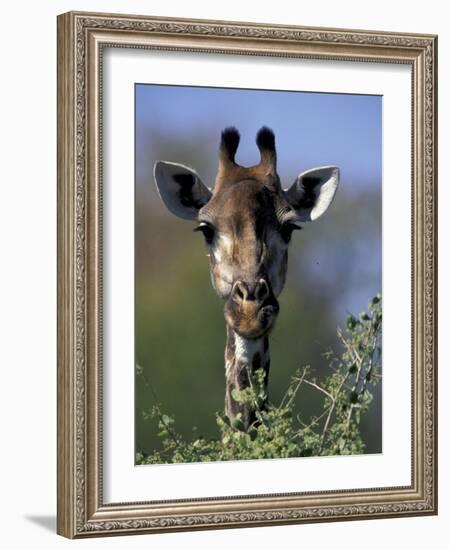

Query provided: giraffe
[153,127,339,430]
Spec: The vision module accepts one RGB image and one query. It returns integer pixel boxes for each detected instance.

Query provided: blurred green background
[135,84,382,458]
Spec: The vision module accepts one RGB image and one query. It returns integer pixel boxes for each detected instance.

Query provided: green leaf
[161,414,174,426]
[248,427,258,441]
[231,413,244,431]
[349,363,358,374]
[350,391,359,404]
[346,314,357,330]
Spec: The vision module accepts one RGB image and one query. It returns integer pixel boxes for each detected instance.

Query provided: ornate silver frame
[57,11,438,538]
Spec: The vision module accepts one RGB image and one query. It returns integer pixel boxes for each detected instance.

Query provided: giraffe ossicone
[153,127,339,431]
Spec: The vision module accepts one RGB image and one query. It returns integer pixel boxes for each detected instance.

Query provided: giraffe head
[154,127,339,340]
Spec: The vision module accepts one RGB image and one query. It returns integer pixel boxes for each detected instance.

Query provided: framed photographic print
[57,11,438,538]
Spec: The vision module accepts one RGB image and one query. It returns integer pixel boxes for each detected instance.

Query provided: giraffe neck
[224,326,270,430]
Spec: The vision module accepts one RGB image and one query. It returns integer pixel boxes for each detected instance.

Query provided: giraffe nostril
[256,279,269,302]
[232,281,249,302]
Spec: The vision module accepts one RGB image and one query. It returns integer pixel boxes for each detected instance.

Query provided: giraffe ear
[285,166,339,222]
[154,161,212,221]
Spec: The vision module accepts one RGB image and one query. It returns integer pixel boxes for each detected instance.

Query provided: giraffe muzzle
[224,278,279,339]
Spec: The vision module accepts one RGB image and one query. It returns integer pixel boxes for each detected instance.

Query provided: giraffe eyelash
[194,222,216,245]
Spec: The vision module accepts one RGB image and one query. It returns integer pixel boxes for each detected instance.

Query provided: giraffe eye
[194,222,215,245]
[281,222,302,243]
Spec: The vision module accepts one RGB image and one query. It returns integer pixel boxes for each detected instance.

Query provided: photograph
[134,83,383,465]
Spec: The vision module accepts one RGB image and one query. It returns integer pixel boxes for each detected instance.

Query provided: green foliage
[136,295,382,465]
